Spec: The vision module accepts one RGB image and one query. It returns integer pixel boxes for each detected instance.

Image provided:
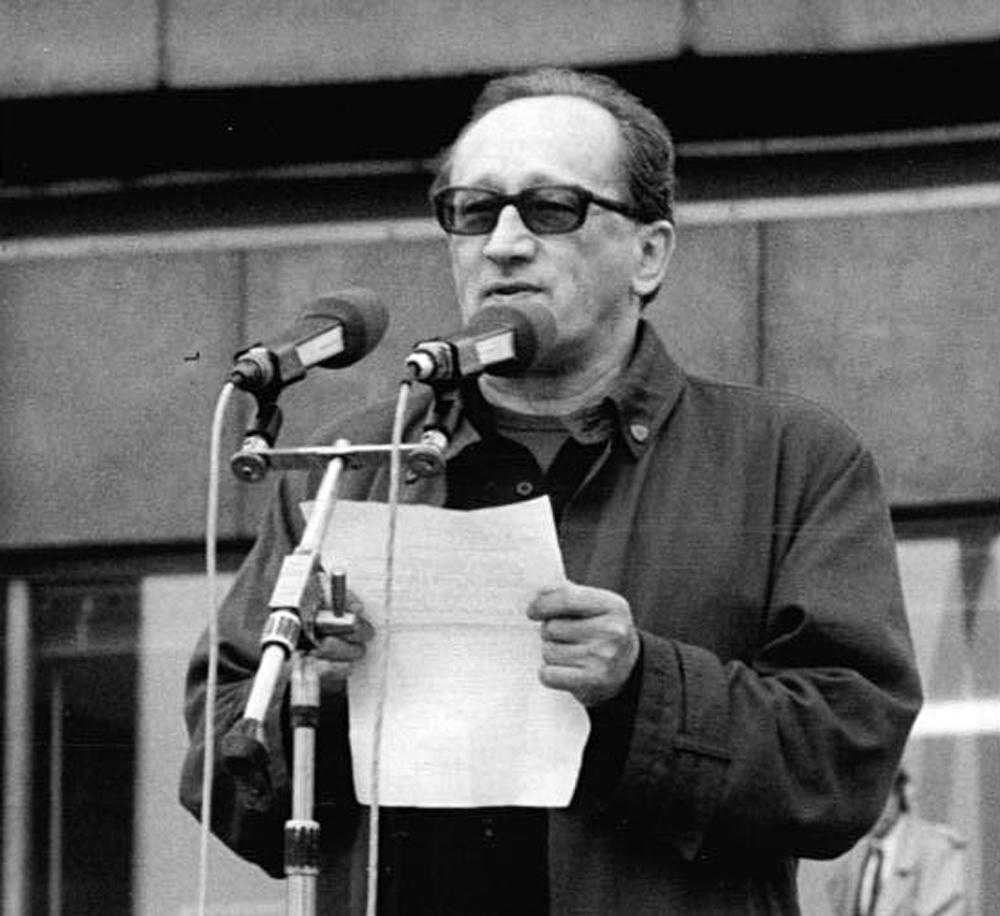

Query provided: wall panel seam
[2,183,1000,262]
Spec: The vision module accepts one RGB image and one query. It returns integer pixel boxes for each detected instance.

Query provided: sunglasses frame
[432,184,638,236]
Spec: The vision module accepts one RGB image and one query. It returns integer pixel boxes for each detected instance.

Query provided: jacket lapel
[826,843,865,914]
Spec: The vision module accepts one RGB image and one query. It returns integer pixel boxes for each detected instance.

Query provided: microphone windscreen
[306,288,389,368]
[466,302,557,374]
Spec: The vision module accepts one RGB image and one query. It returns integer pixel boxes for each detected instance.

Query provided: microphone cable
[365,377,411,916]
[197,380,236,916]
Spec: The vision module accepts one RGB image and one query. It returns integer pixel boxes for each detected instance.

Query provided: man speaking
[181,67,921,915]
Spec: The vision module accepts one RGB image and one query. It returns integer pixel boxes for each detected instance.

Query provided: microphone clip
[405,327,517,382]
[404,382,462,479]
[231,393,284,484]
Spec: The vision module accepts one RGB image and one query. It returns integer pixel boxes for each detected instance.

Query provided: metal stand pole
[285,652,321,916]
[243,441,350,727]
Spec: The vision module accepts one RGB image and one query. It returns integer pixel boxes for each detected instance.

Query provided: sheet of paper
[314,496,590,808]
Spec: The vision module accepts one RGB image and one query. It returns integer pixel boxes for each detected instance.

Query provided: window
[3,578,138,916]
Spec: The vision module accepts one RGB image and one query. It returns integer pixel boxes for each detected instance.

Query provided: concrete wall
[762,206,1000,503]
[3,194,998,549]
[3,0,998,96]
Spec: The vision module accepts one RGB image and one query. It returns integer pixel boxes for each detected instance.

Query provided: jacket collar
[605,319,686,459]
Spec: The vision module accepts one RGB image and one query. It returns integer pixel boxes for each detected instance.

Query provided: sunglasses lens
[435,189,500,234]
[521,188,586,233]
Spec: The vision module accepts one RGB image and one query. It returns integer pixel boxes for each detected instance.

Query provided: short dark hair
[892,767,911,813]
[432,67,675,226]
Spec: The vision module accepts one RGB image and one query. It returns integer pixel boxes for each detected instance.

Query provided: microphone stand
[220,436,432,916]
[222,440,353,916]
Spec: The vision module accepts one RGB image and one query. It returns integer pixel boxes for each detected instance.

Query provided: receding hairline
[437,93,630,189]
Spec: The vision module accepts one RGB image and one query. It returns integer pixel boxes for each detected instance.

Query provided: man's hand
[527,582,640,706]
[312,591,374,684]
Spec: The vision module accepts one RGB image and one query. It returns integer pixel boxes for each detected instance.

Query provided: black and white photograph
[2,3,998,914]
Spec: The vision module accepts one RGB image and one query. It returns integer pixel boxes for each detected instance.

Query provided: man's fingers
[538,665,596,700]
[316,658,354,683]
[529,579,639,705]
[540,617,578,642]
[541,640,590,666]
[318,612,375,646]
[528,582,622,620]
[314,633,367,663]
[347,614,375,643]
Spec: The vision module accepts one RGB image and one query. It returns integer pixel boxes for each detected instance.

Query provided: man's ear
[630,220,675,300]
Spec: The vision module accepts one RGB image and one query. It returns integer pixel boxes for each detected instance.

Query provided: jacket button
[629,422,650,443]
[516,481,534,496]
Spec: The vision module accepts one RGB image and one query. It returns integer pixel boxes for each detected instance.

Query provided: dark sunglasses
[432,184,638,236]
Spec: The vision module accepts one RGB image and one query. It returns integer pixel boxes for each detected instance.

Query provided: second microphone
[405,302,557,382]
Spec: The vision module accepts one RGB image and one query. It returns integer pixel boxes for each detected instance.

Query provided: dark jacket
[180,321,922,914]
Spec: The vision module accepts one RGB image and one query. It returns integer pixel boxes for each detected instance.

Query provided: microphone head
[306,287,389,369]
[465,301,557,376]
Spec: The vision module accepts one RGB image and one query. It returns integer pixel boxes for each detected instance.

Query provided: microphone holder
[231,439,431,482]
[230,389,284,484]
[412,381,462,475]
[230,380,460,484]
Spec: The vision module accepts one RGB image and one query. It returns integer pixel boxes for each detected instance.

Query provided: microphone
[405,302,556,382]
[230,288,388,394]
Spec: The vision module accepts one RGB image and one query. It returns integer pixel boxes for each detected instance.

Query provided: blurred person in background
[826,768,969,916]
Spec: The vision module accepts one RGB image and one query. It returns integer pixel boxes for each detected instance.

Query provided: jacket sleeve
[177,471,358,876]
[603,422,923,863]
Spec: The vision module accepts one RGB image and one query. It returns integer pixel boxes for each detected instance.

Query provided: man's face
[444,95,647,375]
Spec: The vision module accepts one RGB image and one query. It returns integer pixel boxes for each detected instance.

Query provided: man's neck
[478,328,634,416]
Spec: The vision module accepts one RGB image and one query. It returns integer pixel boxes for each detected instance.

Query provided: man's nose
[482,204,537,261]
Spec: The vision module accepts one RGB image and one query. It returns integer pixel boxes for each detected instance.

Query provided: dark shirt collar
[434,319,686,461]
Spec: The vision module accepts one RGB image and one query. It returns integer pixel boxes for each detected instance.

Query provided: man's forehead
[450,95,623,185]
